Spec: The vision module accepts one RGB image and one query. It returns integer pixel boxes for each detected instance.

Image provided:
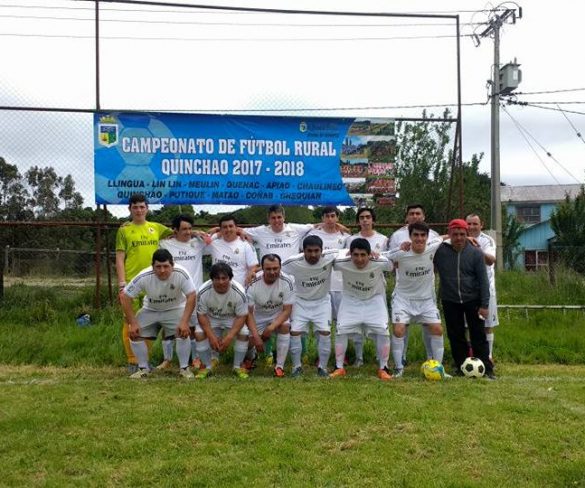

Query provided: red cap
[448,219,468,231]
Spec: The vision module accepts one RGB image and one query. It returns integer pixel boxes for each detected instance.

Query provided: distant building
[502,184,583,270]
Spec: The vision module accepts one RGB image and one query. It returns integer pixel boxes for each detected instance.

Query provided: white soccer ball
[461,357,485,378]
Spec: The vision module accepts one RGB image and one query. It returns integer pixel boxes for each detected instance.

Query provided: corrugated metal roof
[501,184,583,203]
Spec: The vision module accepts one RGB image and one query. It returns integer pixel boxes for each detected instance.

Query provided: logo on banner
[98,115,119,147]
[299,121,307,133]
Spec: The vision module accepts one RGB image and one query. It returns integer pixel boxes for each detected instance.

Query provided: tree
[502,211,524,270]
[0,157,32,221]
[550,186,585,273]
[24,166,83,218]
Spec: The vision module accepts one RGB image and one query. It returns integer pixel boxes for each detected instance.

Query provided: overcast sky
[1,0,584,213]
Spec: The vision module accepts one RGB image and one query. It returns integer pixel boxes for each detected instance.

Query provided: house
[502,184,583,270]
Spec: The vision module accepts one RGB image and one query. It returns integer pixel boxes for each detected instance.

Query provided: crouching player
[245,254,295,377]
[120,249,197,379]
[194,262,250,379]
[331,238,393,381]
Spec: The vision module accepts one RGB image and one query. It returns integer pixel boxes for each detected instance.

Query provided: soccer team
[117,193,498,381]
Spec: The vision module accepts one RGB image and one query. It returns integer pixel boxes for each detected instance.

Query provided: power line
[513,88,585,96]
[556,104,585,148]
[506,100,585,117]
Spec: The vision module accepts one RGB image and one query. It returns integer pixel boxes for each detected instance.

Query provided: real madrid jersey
[159,237,207,289]
[333,256,391,300]
[305,228,349,292]
[124,264,195,311]
[246,223,314,261]
[477,232,496,291]
[346,232,388,254]
[206,238,259,286]
[246,272,295,322]
[196,280,248,320]
[282,249,337,301]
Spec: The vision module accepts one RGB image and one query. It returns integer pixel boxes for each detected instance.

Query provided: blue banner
[94,112,357,206]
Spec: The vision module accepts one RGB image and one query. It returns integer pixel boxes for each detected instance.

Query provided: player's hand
[177,322,190,339]
[478,307,489,321]
[128,322,140,340]
[251,333,264,351]
[218,334,233,352]
[399,241,412,251]
[208,334,221,352]
[245,271,256,286]
[261,328,273,342]
[371,251,380,259]
[467,236,480,247]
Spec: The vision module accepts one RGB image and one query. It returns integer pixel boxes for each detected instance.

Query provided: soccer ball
[420,359,445,381]
[461,357,485,378]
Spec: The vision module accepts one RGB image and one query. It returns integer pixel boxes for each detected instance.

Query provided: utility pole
[476,5,521,271]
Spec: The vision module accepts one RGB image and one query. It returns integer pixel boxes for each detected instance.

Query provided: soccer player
[116,193,173,372]
[434,219,495,379]
[466,213,499,363]
[120,249,197,379]
[282,235,337,377]
[206,214,259,287]
[387,203,440,365]
[331,238,393,381]
[383,222,446,377]
[158,213,208,371]
[346,207,388,366]
[194,262,250,379]
[245,254,295,377]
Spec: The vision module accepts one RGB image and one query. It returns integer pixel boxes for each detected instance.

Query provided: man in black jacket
[434,219,495,379]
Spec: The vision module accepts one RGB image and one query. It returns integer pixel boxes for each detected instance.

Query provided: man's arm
[219,314,248,352]
[246,306,264,351]
[197,313,221,351]
[262,304,292,340]
[115,250,127,291]
[475,251,490,312]
[120,292,140,340]
[176,292,196,339]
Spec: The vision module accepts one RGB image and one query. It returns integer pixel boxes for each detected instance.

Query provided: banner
[94,112,395,206]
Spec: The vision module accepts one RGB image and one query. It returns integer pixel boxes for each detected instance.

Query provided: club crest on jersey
[278,292,284,298]
[148,227,155,234]
[170,284,175,290]
[234,248,239,254]
[227,301,233,307]
[285,232,291,237]
[370,272,375,278]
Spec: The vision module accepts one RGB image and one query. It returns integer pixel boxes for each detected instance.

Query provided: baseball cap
[448,219,468,231]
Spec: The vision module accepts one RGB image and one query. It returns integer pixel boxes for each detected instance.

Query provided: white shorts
[485,292,499,327]
[253,317,289,334]
[391,295,441,325]
[194,317,249,336]
[137,307,184,339]
[330,291,342,320]
[336,293,389,337]
[291,295,332,334]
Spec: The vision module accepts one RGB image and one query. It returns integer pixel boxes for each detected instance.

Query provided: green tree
[0,157,31,221]
[502,210,524,270]
[25,166,83,218]
[550,186,585,273]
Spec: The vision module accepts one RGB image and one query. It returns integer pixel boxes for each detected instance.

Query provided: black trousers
[442,300,492,373]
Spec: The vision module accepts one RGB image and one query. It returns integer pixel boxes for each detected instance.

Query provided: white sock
[162,338,174,361]
[276,333,290,369]
[391,334,405,370]
[352,333,364,362]
[423,326,433,360]
[289,334,303,369]
[196,339,212,369]
[190,339,198,362]
[375,334,390,369]
[486,332,494,359]
[334,334,349,369]
[175,337,191,369]
[233,339,249,370]
[245,346,256,361]
[430,335,444,363]
[402,326,410,363]
[317,333,331,370]
[130,340,149,369]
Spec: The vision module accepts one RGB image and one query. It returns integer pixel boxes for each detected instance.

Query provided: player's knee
[290,331,302,336]
[428,324,443,335]
[318,331,330,337]
[393,324,406,337]
[236,334,249,342]
[195,332,207,341]
[278,323,290,334]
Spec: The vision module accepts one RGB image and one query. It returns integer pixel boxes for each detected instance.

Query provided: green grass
[1,364,584,487]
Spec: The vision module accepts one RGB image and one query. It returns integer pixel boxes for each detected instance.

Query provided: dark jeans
[442,300,492,373]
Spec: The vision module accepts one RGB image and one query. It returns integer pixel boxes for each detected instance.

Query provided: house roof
[501,184,583,204]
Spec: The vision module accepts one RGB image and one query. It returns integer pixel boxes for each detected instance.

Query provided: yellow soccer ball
[421,359,445,381]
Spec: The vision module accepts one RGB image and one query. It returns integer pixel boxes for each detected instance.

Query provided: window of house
[525,250,548,271]
[516,206,541,224]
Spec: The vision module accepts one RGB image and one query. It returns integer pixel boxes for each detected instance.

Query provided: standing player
[245,254,295,377]
[346,207,389,366]
[282,235,337,377]
[206,215,259,286]
[194,263,250,379]
[466,213,498,363]
[158,214,209,370]
[331,238,393,380]
[120,249,196,379]
[383,222,447,377]
[116,193,173,372]
[387,203,440,365]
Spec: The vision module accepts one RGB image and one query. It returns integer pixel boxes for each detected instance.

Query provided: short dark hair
[152,248,174,266]
[408,222,429,236]
[268,204,285,215]
[210,262,233,280]
[129,193,147,206]
[405,203,425,216]
[321,206,340,217]
[302,235,323,250]
[356,207,376,222]
[172,213,194,230]
[261,253,282,267]
[219,214,237,226]
[349,237,371,254]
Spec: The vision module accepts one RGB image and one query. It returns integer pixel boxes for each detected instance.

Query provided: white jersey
[477,232,496,292]
[196,280,248,320]
[124,264,196,312]
[383,238,442,300]
[246,272,295,322]
[159,237,206,289]
[206,238,259,286]
[305,228,349,292]
[388,225,440,251]
[282,249,337,301]
[346,232,388,254]
[333,256,391,299]
[246,223,314,261]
